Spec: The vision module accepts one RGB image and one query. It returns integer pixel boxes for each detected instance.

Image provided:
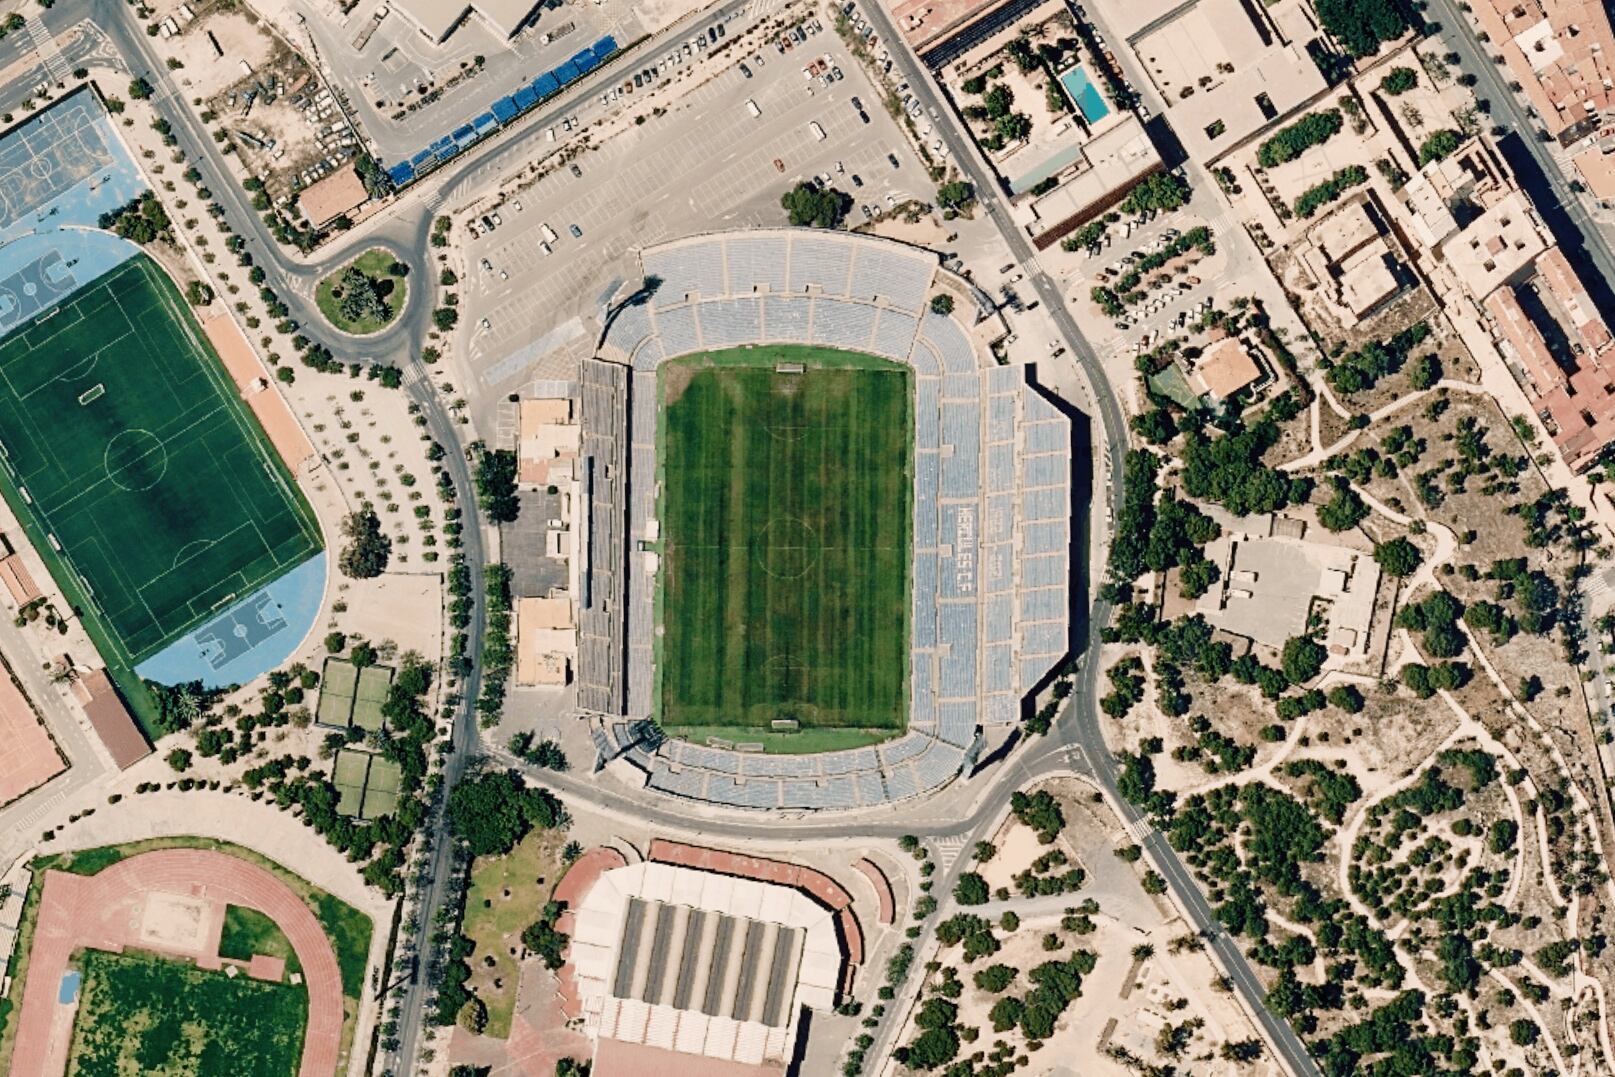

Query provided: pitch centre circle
[104,428,168,492]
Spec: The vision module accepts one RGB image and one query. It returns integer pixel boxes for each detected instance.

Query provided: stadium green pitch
[657,346,912,748]
[0,255,320,685]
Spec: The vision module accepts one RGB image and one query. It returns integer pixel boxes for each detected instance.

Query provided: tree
[900,1026,960,1070]
[324,631,346,653]
[167,747,193,772]
[338,507,391,578]
[974,964,1017,993]
[129,76,153,100]
[1509,1018,1540,1045]
[446,770,564,856]
[954,872,990,905]
[335,266,389,325]
[930,293,955,315]
[1315,0,1412,57]
[1317,479,1369,532]
[1257,109,1344,168]
[1121,171,1191,214]
[1327,684,1364,713]
[1374,536,1422,576]
[433,306,460,331]
[555,1060,591,1077]
[780,181,851,228]
[1417,128,1463,165]
[1281,634,1326,685]
[1408,353,1442,390]
[474,448,521,523]
[1379,66,1418,94]
[936,180,975,212]
[983,83,1014,118]
[995,112,1033,142]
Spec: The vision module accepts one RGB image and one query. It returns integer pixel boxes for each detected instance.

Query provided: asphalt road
[13,4,1560,1073]
[844,4,1323,1074]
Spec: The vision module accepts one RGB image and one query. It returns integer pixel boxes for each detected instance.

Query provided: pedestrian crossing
[28,19,69,85]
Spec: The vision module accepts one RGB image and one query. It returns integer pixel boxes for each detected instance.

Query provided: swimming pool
[1060,64,1112,125]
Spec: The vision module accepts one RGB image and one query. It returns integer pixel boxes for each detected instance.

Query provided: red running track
[11,848,345,1077]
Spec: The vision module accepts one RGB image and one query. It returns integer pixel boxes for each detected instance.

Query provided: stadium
[577,229,1074,811]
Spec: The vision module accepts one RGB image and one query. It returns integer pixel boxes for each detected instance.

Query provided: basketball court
[0,91,121,237]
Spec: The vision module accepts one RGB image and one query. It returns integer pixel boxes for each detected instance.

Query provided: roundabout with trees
[316,247,410,335]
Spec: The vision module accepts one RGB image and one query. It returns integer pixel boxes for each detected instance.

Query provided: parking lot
[459,16,926,398]
[1051,203,1239,361]
[302,0,650,161]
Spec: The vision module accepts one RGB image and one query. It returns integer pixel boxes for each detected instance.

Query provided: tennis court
[0,254,321,666]
[331,748,400,819]
[352,665,393,732]
[332,749,368,817]
[316,659,359,726]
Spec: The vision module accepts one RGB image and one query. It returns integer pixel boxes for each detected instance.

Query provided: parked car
[569,223,583,238]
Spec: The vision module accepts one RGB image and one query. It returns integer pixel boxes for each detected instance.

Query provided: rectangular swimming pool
[1060,64,1112,125]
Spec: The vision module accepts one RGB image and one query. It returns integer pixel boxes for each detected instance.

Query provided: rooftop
[1196,515,1381,660]
[1128,0,1327,162]
[1438,189,1550,300]
[296,163,368,227]
[1192,337,1262,399]
[72,669,150,770]
[1470,0,1615,138]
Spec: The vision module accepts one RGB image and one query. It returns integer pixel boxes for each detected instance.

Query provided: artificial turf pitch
[0,255,319,670]
[658,348,912,739]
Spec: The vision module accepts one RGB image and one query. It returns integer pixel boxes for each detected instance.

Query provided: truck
[540,223,558,243]
[809,120,826,140]
[745,99,761,117]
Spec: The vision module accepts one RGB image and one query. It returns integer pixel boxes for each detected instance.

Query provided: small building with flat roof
[1025,114,1163,249]
[516,596,575,686]
[1191,337,1263,400]
[1438,190,1549,300]
[0,552,41,608]
[72,669,150,770]
[1195,514,1380,662]
[1125,0,1327,162]
[296,163,368,228]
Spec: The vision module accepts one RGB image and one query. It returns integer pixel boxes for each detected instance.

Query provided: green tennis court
[0,255,319,668]
[353,665,393,732]
[360,756,400,818]
[332,750,368,817]
[316,658,358,726]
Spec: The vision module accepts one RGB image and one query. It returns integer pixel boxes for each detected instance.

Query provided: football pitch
[0,255,319,671]
[658,347,912,741]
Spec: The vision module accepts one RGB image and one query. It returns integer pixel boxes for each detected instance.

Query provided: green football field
[67,948,307,1076]
[0,255,320,668]
[658,346,912,741]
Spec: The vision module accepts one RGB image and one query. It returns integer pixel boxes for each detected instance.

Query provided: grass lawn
[315,248,407,335]
[0,254,321,734]
[657,346,912,743]
[461,826,571,1039]
[0,837,371,1076]
[66,948,307,1076]
[218,905,302,975]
